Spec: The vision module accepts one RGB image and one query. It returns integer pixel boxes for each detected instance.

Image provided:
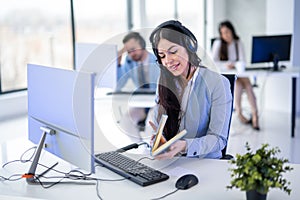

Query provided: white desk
[95,88,156,108]
[222,67,300,138]
[1,137,299,200]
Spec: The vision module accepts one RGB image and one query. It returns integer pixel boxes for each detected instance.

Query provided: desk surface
[222,66,300,78]
[1,138,299,200]
[95,88,156,108]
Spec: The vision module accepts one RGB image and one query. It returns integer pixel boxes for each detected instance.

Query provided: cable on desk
[95,179,103,200]
[31,175,66,189]
[2,146,155,200]
[150,189,179,200]
[94,156,155,199]
[2,146,75,177]
[0,174,23,181]
[2,146,37,168]
[116,141,150,153]
[135,156,155,163]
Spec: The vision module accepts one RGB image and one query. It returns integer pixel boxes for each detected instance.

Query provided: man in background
[116,32,159,91]
[116,32,159,131]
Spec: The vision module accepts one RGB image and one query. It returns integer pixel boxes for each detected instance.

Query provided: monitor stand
[273,61,280,71]
[271,54,283,72]
[25,127,94,185]
[25,127,57,184]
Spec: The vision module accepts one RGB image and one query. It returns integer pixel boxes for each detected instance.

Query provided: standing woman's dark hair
[149,20,201,140]
[218,20,240,61]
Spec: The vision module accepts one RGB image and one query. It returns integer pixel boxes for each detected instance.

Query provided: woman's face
[220,26,233,43]
[157,38,189,77]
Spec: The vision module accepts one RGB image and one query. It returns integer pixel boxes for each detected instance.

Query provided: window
[0,0,206,94]
[74,0,127,44]
[131,0,205,50]
[177,0,205,47]
[0,0,72,93]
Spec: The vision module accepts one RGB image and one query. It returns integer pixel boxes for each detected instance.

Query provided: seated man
[116,32,159,91]
[116,32,160,131]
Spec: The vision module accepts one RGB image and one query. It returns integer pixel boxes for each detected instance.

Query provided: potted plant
[227,142,293,200]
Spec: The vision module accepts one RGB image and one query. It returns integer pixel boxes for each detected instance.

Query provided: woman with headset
[147,20,232,160]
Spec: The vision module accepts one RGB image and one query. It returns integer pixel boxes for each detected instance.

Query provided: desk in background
[95,88,156,108]
[0,137,299,200]
[222,67,300,138]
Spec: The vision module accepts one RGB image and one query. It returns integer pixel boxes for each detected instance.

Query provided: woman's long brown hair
[150,24,201,140]
[218,20,240,61]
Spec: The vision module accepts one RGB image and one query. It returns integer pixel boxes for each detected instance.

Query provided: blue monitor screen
[251,34,292,64]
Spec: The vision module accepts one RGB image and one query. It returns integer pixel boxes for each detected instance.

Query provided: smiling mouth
[169,63,180,71]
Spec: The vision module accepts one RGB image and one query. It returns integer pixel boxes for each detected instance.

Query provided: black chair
[210,37,218,49]
[221,74,236,160]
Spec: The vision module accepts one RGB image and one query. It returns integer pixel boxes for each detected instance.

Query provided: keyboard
[95,151,169,186]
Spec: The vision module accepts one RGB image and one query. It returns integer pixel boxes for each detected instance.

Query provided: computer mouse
[175,174,199,190]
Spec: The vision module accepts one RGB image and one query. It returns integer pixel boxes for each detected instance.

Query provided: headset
[150,20,198,54]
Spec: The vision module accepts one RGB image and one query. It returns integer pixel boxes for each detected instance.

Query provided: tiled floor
[1,109,299,164]
[227,110,300,164]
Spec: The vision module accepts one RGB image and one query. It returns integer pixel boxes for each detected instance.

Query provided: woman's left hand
[154,140,187,160]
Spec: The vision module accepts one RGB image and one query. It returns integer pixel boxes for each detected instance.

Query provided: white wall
[0,91,27,121]
[226,0,266,64]
[266,0,294,35]
[207,0,266,62]
[264,0,295,113]
[292,0,300,116]
[292,0,300,65]
[206,0,226,50]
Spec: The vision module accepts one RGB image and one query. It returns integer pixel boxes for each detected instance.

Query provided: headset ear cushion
[186,37,197,53]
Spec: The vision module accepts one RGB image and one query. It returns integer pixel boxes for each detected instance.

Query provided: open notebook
[151,115,187,156]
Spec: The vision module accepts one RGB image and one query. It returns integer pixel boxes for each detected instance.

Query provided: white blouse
[211,39,246,71]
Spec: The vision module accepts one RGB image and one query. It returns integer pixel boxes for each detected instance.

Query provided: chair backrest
[221,74,236,159]
[210,37,218,49]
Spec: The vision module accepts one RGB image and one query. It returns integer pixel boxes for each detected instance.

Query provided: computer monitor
[251,34,292,71]
[27,64,95,184]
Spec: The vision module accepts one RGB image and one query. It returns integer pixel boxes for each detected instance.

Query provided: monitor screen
[251,34,292,70]
[27,64,95,175]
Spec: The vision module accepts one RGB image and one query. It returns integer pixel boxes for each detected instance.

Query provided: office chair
[210,37,218,49]
[220,74,236,160]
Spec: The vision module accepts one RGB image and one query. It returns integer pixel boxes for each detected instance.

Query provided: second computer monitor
[251,34,292,71]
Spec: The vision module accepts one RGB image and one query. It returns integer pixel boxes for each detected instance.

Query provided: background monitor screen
[27,64,95,173]
[251,34,292,69]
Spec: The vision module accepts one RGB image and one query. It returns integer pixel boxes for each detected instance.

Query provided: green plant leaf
[227,143,293,195]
